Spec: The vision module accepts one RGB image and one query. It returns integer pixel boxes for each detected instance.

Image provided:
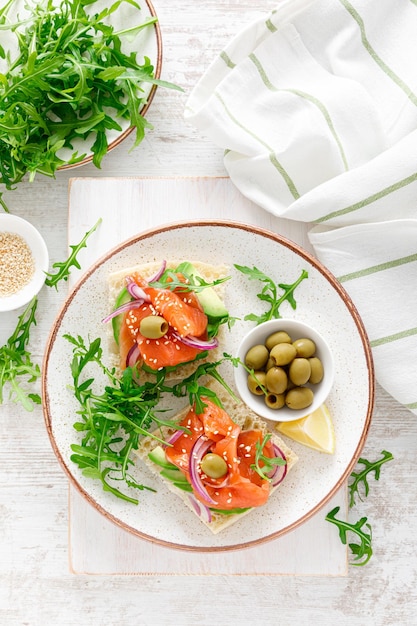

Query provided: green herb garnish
[149,270,230,294]
[326,450,394,566]
[168,356,239,415]
[234,265,308,324]
[348,449,394,508]
[251,433,286,481]
[45,218,102,289]
[65,333,182,504]
[0,297,41,410]
[326,506,373,566]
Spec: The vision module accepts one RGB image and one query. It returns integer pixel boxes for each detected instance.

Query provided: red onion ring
[147,260,167,283]
[269,443,287,487]
[165,430,183,446]
[101,299,144,324]
[126,343,141,368]
[172,331,219,350]
[126,279,149,301]
[188,494,212,523]
[189,436,217,505]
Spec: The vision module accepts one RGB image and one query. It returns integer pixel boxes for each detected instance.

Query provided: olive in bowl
[234,319,334,422]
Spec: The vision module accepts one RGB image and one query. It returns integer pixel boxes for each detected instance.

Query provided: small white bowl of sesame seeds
[0,214,49,312]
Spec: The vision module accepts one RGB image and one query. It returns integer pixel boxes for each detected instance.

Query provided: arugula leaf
[0,297,41,411]
[45,218,102,289]
[149,270,230,294]
[168,356,239,415]
[234,265,308,323]
[326,450,394,566]
[326,506,373,566]
[251,433,286,481]
[348,449,394,508]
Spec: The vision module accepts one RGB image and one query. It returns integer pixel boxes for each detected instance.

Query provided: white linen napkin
[185,0,417,415]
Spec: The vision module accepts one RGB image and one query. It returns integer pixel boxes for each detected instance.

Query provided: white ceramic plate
[42,221,374,551]
[0,0,162,170]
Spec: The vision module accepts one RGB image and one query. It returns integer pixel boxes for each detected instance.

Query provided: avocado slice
[148,445,176,470]
[160,468,189,483]
[149,446,193,491]
[111,287,133,344]
[175,261,229,320]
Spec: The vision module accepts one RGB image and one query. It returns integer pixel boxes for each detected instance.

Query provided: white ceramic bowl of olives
[234,319,334,422]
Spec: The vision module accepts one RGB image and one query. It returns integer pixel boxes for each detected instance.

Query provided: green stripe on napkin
[339,0,417,107]
[249,53,349,170]
[214,91,300,199]
[337,252,417,283]
[315,172,417,224]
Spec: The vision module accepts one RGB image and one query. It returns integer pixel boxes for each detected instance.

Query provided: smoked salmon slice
[117,278,209,371]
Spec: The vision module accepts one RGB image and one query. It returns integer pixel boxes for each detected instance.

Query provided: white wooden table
[1,1,416,624]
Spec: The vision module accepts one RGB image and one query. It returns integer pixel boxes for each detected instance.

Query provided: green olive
[245,344,269,370]
[265,392,285,409]
[292,337,316,358]
[247,371,267,395]
[309,357,324,384]
[139,315,169,339]
[269,342,297,366]
[265,357,275,371]
[285,387,314,410]
[200,453,228,478]
[289,358,311,386]
[265,331,292,351]
[265,366,288,394]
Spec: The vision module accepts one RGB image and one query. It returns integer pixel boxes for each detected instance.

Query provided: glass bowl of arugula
[0,214,49,313]
[234,318,335,423]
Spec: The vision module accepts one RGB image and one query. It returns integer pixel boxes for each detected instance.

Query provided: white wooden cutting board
[67,176,348,576]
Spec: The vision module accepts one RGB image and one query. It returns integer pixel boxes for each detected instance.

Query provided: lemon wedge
[276,403,335,454]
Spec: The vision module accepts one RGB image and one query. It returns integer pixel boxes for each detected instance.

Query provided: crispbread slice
[106,260,229,382]
[135,383,298,534]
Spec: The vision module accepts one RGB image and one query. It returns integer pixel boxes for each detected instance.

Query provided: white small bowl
[234,318,334,422]
[0,214,49,312]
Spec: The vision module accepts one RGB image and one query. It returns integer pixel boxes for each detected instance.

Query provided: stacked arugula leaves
[0,0,179,208]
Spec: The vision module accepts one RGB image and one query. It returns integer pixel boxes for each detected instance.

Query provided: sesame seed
[0,232,35,297]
